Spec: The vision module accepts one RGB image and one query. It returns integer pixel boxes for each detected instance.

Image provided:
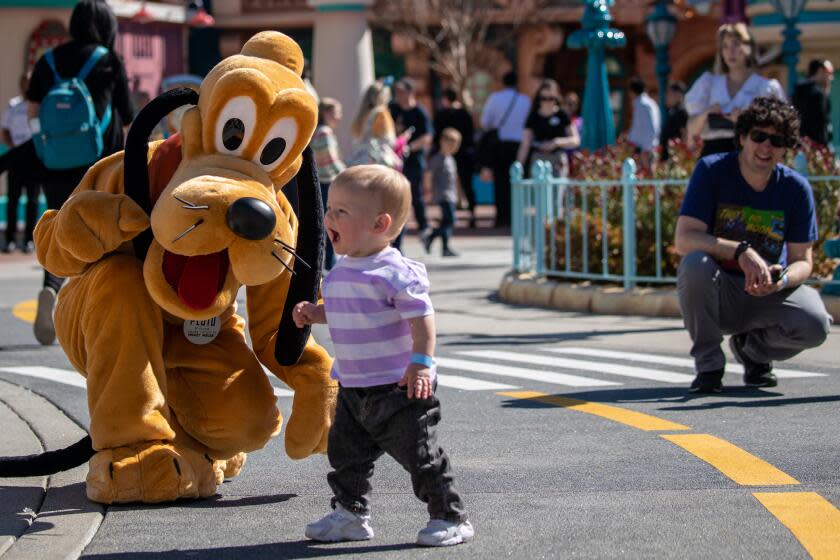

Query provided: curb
[0,379,102,560]
[499,272,840,322]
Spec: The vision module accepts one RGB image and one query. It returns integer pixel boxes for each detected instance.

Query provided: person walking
[516,78,580,178]
[424,128,462,257]
[390,78,433,248]
[311,97,346,270]
[627,77,661,168]
[26,0,134,345]
[479,71,530,228]
[294,165,473,547]
[674,96,831,393]
[348,79,400,169]
[793,58,834,148]
[1,73,39,254]
[433,88,476,227]
[685,22,785,157]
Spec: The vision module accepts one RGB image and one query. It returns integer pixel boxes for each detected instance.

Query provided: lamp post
[567,0,627,151]
[645,0,676,122]
[767,0,808,96]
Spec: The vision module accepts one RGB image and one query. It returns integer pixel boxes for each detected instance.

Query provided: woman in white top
[685,23,786,157]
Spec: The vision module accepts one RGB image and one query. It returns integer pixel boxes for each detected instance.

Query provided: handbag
[477,91,519,166]
[347,107,403,170]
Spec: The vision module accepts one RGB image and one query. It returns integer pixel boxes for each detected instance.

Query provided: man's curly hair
[734,96,800,149]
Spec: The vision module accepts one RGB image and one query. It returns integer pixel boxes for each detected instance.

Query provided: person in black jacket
[433,88,476,227]
[26,0,135,345]
[793,59,834,148]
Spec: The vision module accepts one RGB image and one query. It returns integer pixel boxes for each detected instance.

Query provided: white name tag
[183,316,221,345]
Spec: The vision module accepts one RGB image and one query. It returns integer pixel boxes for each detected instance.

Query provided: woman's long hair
[713,22,758,74]
[351,80,390,139]
[528,78,562,121]
[69,0,118,49]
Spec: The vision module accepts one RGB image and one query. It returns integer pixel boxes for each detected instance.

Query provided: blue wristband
[410,353,434,367]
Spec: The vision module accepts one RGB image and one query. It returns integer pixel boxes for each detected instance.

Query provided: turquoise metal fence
[511,158,840,291]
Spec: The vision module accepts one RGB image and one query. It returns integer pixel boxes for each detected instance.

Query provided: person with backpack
[26,0,134,345]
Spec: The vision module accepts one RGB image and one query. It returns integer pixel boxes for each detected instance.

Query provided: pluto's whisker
[173,219,204,242]
[271,251,296,275]
[273,238,311,269]
[173,195,209,210]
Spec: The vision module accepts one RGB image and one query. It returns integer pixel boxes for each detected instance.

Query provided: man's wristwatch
[733,240,751,260]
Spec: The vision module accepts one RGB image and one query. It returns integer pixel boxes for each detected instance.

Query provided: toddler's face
[324,184,389,257]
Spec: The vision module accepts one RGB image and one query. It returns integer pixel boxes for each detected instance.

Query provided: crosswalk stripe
[0,366,86,388]
[459,350,694,384]
[273,386,293,397]
[435,357,619,387]
[549,347,826,379]
[437,374,519,391]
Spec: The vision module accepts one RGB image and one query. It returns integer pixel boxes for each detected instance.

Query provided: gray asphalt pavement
[1,230,839,559]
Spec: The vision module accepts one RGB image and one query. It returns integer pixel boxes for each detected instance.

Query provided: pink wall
[116,21,185,99]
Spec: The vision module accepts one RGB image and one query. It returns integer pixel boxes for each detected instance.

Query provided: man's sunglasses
[748,129,788,148]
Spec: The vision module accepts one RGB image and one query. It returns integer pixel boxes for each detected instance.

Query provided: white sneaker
[416,519,474,547]
[34,287,56,346]
[304,503,374,542]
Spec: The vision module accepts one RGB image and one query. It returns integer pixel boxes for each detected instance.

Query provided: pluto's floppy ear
[275,147,324,366]
[124,87,199,260]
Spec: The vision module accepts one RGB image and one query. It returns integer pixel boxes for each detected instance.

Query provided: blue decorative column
[567,0,627,151]
[768,0,808,97]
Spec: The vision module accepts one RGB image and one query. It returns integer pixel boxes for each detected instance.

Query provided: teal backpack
[32,46,112,170]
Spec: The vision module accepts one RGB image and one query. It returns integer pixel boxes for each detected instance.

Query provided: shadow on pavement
[498,386,840,412]
[85,540,419,559]
[439,326,685,347]
[109,493,297,512]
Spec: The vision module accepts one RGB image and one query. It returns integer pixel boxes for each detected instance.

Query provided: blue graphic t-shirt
[679,151,818,267]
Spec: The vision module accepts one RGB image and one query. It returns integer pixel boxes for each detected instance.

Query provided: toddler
[423,127,461,257]
[294,164,473,547]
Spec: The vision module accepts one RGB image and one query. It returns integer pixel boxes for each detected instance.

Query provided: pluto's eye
[260,138,287,165]
[214,96,256,156]
[254,117,298,172]
[223,119,245,150]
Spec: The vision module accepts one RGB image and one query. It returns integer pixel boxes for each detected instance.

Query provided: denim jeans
[428,200,455,251]
[327,383,467,522]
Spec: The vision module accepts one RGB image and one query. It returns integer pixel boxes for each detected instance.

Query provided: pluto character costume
[0,32,337,504]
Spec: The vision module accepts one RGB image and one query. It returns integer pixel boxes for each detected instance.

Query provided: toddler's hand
[398,363,433,399]
[293,301,325,328]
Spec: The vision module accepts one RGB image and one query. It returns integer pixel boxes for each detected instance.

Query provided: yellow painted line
[12,299,36,324]
[753,492,840,559]
[498,390,690,431]
[662,434,799,486]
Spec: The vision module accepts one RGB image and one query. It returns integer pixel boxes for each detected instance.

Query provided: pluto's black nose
[226,197,276,240]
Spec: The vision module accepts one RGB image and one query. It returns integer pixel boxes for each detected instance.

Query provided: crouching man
[674,96,832,393]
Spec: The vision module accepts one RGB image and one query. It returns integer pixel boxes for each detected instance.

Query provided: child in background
[293,164,473,547]
[423,127,461,257]
[311,97,346,270]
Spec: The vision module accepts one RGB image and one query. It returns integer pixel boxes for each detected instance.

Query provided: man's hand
[739,249,775,296]
[292,301,326,328]
[707,103,722,115]
[398,363,432,399]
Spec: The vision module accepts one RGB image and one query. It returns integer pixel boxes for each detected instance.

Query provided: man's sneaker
[729,334,777,387]
[34,287,57,346]
[689,368,724,393]
[3,241,16,254]
[442,248,459,257]
[416,519,474,547]
[304,503,374,542]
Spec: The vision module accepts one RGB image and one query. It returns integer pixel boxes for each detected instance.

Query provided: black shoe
[729,334,777,387]
[22,241,34,254]
[689,368,724,393]
[2,241,16,254]
[442,248,459,257]
[422,232,433,254]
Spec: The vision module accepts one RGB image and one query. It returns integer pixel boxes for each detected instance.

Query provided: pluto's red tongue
[175,252,223,310]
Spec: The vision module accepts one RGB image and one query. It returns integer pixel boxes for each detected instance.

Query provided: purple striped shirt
[323,247,435,387]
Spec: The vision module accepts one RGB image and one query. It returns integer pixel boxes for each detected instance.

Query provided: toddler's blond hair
[331,165,411,239]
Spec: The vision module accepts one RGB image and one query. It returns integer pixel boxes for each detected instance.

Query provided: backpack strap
[43,50,62,83]
[76,46,112,134]
[77,46,108,81]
